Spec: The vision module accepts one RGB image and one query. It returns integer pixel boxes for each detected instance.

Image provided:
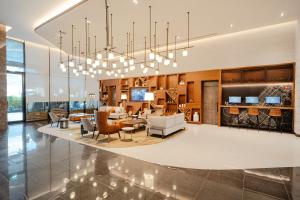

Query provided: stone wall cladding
[0,24,7,132]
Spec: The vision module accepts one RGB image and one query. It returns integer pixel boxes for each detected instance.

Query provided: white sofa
[99,106,127,119]
[148,113,185,138]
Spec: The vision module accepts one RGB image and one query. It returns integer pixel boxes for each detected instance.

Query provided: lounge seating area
[47,105,186,145]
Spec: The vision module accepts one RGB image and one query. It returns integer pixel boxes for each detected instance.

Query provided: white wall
[295,19,300,136]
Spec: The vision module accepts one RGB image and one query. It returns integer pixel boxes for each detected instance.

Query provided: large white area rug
[38,123,300,170]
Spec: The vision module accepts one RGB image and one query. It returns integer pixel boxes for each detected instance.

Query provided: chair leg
[108,134,110,142]
[256,116,260,131]
[96,132,100,140]
[57,122,59,127]
[268,117,271,132]
[117,131,121,139]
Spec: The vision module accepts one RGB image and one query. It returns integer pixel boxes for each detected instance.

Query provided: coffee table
[69,113,94,122]
[122,119,146,131]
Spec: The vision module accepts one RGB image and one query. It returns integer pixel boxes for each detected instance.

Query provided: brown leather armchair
[95,111,121,141]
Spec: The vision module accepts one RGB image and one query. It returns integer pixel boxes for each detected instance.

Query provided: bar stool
[247,108,260,130]
[229,107,240,128]
[268,108,282,132]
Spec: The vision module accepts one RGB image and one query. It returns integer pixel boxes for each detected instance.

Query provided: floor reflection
[0,122,300,199]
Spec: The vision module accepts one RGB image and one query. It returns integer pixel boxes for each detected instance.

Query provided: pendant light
[69,25,75,67]
[182,12,190,57]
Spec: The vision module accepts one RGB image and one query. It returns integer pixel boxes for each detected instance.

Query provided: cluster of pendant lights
[59,2,192,79]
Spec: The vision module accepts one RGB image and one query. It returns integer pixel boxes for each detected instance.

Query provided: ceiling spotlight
[150,62,155,68]
[120,56,125,63]
[113,63,117,68]
[78,65,83,70]
[140,64,145,69]
[93,70,97,74]
[182,49,188,57]
[114,73,118,77]
[91,74,95,78]
[124,61,128,67]
[111,70,115,74]
[102,61,107,68]
[92,63,97,68]
[95,60,100,66]
[72,69,77,73]
[98,69,102,74]
[69,60,75,67]
[168,52,174,59]
[117,69,121,73]
[164,59,170,66]
[108,52,114,60]
[155,70,159,75]
[97,53,102,60]
[75,73,79,76]
[62,67,67,72]
[125,68,129,73]
[89,68,93,72]
[87,58,92,65]
[121,74,124,78]
[173,62,178,68]
[106,71,111,76]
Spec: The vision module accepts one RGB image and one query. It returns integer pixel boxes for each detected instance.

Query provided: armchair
[81,118,97,138]
[49,112,63,127]
[95,111,121,142]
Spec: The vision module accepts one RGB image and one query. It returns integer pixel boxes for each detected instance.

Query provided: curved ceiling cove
[35,0,300,55]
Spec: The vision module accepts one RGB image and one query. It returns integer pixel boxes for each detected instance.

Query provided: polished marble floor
[1,121,300,200]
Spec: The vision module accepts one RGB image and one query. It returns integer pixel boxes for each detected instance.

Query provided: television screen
[130,87,148,102]
[246,96,259,104]
[265,96,281,104]
[229,96,241,104]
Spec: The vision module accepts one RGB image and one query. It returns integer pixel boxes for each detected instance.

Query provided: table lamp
[144,92,154,110]
[121,93,127,107]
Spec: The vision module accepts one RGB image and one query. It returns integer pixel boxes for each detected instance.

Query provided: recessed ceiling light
[280,12,285,17]
[133,0,138,5]
[6,25,12,32]
[230,24,234,28]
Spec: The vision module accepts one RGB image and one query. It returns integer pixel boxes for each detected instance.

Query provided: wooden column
[0,24,7,132]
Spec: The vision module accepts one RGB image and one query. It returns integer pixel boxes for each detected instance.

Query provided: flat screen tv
[229,96,241,104]
[130,87,148,102]
[265,96,281,104]
[246,96,259,104]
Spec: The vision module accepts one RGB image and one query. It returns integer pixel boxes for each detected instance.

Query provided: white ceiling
[1,0,300,52]
[0,0,82,46]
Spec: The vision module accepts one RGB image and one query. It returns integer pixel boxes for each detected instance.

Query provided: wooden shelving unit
[99,62,295,130]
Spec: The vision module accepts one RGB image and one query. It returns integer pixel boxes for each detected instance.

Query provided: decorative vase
[193,112,199,122]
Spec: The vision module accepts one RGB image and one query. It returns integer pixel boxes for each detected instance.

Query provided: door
[202,81,218,125]
[7,73,24,122]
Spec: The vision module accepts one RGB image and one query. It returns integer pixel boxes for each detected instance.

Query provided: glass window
[6,39,24,64]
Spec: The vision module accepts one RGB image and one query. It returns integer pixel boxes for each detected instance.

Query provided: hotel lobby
[1,0,300,199]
